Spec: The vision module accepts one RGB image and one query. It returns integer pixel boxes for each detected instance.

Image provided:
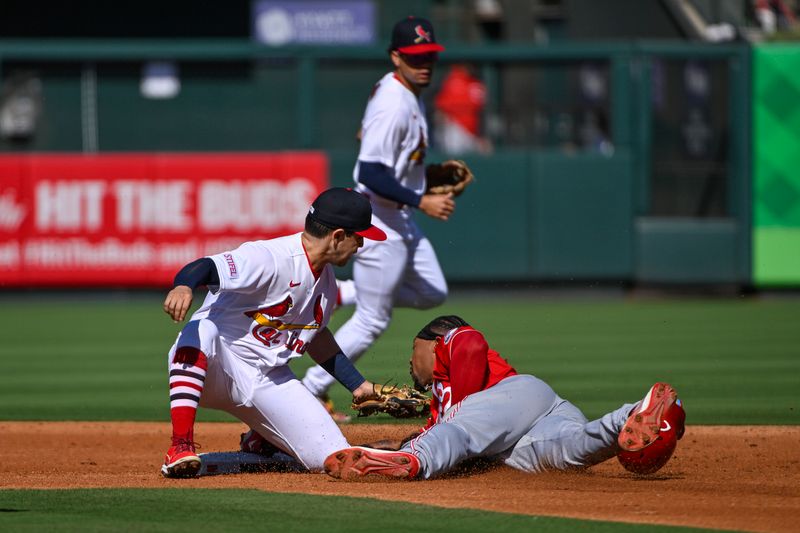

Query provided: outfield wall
[0,40,766,287]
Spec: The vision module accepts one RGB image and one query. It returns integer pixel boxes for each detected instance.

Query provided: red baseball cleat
[617,383,686,475]
[161,438,201,478]
[324,446,420,480]
[618,382,683,451]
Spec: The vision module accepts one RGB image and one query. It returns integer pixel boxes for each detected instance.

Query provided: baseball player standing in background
[160,188,387,478]
[325,315,687,480]
[302,16,458,420]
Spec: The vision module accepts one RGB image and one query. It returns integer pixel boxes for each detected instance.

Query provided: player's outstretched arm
[163,285,193,322]
[308,328,375,397]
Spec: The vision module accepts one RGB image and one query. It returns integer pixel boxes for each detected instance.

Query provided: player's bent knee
[196,319,220,339]
[178,319,220,352]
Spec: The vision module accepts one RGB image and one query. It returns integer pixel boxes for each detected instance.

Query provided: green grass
[0,292,798,424]
[0,489,722,532]
[0,293,793,533]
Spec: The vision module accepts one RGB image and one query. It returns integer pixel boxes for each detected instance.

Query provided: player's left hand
[351,380,379,403]
[163,285,194,322]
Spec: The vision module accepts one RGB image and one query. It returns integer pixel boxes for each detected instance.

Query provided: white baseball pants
[170,319,350,471]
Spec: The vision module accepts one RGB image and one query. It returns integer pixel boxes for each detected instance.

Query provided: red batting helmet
[618,398,686,475]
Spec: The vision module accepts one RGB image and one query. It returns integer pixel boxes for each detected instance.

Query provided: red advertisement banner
[0,153,329,287]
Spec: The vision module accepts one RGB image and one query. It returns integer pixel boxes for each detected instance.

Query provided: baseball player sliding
[324,315,687,480]
[303,16,474,419]
[160,188,388,478]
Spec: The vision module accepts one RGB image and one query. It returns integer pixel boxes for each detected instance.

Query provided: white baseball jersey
[354,72,428,201]
[170,233,349,470]
[189,232,337,370]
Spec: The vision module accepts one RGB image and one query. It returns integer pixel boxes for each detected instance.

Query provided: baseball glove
[425,159,474,197]
[352,383,431,419]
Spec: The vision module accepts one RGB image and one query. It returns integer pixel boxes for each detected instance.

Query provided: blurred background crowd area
[1,0,799,290]
[3,0,797,156]
[3,0,799,154]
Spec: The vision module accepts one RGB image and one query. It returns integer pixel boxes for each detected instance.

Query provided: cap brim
[355,225,387,241]
[397,43,445,54]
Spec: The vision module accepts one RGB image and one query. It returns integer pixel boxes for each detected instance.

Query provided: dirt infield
[1,422,798,533]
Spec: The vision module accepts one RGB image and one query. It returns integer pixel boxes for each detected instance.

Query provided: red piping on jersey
[301,240,321,280]
[392,72,417,96]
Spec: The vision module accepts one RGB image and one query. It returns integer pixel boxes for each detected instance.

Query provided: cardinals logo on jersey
[245,295,325,349]
[245,296,322,331]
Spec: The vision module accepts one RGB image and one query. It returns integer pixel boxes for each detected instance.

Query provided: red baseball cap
[389,16,445,55]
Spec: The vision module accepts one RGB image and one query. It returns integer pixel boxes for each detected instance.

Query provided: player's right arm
[358,162,454,221]
[163,257,220,322]
[164,243,276,322]
[358,99,455,221]
[418,192,454,221]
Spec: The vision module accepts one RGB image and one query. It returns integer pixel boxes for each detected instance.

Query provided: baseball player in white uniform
[302,16,457,413]
[160,188,387,478]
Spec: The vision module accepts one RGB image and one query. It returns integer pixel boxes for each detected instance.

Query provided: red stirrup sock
[168,347,208,442]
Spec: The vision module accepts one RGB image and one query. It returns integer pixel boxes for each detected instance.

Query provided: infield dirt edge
[1,422,798,533]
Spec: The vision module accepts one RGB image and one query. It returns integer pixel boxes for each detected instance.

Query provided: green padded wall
[97,62,300,151]
[753,44,800,285]
[417,152,533,281]
[532,151,633,279]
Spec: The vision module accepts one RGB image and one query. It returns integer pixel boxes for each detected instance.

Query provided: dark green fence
[0,40,751,285]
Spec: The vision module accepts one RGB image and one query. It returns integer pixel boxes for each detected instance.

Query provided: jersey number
[433,382,452,417]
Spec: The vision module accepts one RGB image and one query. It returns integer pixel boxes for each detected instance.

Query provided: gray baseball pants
[402,374,633,478]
